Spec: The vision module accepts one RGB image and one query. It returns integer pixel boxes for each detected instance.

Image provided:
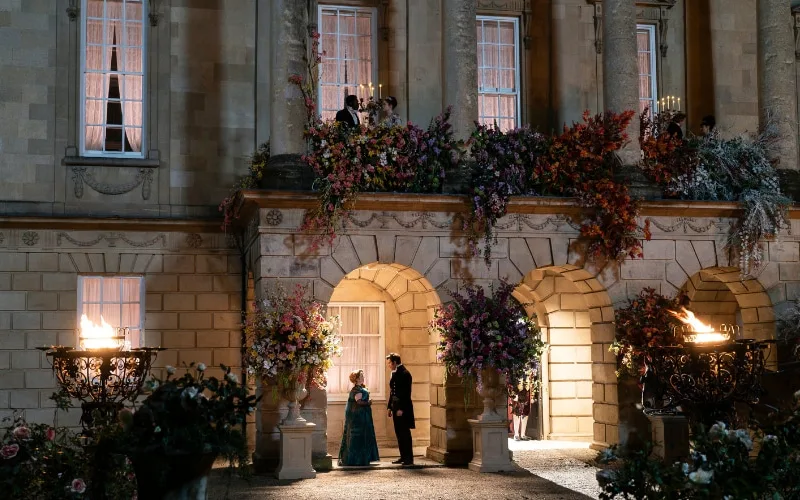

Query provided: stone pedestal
[647,414,689,463]
[467,419,514,473]
[275,423,317,480]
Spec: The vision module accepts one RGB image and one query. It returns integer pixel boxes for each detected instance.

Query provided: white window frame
[477,15,521,130]
[326,302,385,403]
[317,4,378,120]
[77,275,146,348]
[637,23,659,114]
[79,0,148,158]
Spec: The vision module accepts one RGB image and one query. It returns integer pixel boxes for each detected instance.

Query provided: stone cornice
[241,190,800,220]
[585,0,676,6]
[0,216,223,233]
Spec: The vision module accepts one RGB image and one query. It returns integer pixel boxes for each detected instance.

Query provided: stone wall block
[350,235,378,265]
[509,238,536,274]
[676,241,702,276]
[411,237,439,275]
[196,255,227,274]
[394,236,422,267]
[691,241,717,269]
[331,236,361,273]
[27,253,58,272]
[319,257,345,287]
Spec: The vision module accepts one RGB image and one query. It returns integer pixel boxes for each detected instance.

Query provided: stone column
[758,0,800,199]
[442,0,478,142]
[602,0,640,167]
[266,0,314,190]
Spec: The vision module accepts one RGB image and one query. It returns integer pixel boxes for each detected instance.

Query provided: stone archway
[324,263,441,457]
[513,265,618,449]
[678,266,777,365]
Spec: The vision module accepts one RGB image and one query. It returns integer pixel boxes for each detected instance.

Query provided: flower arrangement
[598,395,800,499]
[219,141,270,231]
[119,363,256,470]
[638,115,790,274]
[467,125,549,261]
[639,108,698,190]
[431,279,546,392]
[359,96,382,126]
[299,109,461,250]
[468,111,647,263]
[0,415,135,499]
[612,287,687,378]
[244,285,343,392]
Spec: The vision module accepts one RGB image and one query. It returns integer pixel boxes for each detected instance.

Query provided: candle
[379,84,382,99]
[677,97,681,111]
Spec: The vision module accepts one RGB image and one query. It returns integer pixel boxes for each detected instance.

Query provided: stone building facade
[1,0,799,471]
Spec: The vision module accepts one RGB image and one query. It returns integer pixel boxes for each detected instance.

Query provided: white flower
[708,421,727,440]
[154,426,161,433]
[196,363,206,372]
[166,366,176,375]
[688,468,713,485]
[763,434,778,444]
[226,372,239,384]
[681,463,689,475]
[734,429,753,450]
[182,386,199,400]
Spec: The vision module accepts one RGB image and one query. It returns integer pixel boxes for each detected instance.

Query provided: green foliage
[0,415,135,500]
[598,394,800,499]
[777,299,800,361]
[119,363,257,473]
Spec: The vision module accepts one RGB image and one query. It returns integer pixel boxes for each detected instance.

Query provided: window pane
[340,307,360,334]
[478,17,519,129]
[78,276,145,348]
[317,7,375,121]
[103,276,121,301]
[361,307,379,335]
[498,22,514,44]
[637,32,649,51]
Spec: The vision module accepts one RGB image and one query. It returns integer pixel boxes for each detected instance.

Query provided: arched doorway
[514,265,617,448]
[678,266,777,365]
[325,262,441,457]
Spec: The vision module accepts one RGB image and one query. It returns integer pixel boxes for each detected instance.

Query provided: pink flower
[70,478,87,494]
[12,426,30,440]
[46,428,56,441]
[1,444,19,459]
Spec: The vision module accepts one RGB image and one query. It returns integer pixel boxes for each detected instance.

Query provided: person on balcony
[381,96,403,128]
[335,95,361,129]
[667,112,687,140]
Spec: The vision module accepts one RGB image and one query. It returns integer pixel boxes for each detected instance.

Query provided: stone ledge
[0,216,222,233]
[61,156,160,168]
[242,190,800,219]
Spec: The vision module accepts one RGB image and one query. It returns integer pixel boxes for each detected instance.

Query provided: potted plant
[118,363,256,500]
[431,279,546,420]
[244,285,342,422]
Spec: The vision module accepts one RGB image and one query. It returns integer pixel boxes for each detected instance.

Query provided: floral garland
[431,279,546,390]
[612,287,687,378]
[299,109,461,250]
[639,112,790,274]
[468,111,647,263]
[244,285,343,391]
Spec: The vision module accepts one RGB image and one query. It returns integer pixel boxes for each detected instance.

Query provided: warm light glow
[669,307,729,344]
[79,314,122,349]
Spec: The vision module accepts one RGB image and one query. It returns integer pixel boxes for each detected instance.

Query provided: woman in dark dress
[510,375,532,441]
[338,369,380,466]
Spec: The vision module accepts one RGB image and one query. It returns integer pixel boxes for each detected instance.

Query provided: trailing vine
[639,111,790,274]
[219,141,270,231]
[468,110,648,263]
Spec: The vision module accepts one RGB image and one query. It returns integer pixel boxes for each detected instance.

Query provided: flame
[668,307,729,344]
[79,314,121,349]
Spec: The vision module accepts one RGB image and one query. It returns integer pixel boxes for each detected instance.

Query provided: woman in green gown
[338,369,380,466]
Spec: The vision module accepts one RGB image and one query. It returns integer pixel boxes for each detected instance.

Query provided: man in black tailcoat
[335,94,360,129]
[387,352,415,465]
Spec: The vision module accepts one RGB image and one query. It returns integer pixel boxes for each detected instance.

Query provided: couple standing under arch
[338,353,415,466]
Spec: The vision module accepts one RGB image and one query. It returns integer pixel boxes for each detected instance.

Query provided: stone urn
[476,367,504,422]
[282,366,311,425]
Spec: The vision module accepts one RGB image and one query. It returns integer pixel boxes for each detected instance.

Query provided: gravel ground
[207,466,593,500]
[206,440,603,500]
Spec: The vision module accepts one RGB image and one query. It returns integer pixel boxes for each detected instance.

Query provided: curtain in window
[318,8,374,121]
[122,1,144,152]
[326,305,382,397]
[79,276,143,348]
[637,29,655,114]
[85,1,108,151]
